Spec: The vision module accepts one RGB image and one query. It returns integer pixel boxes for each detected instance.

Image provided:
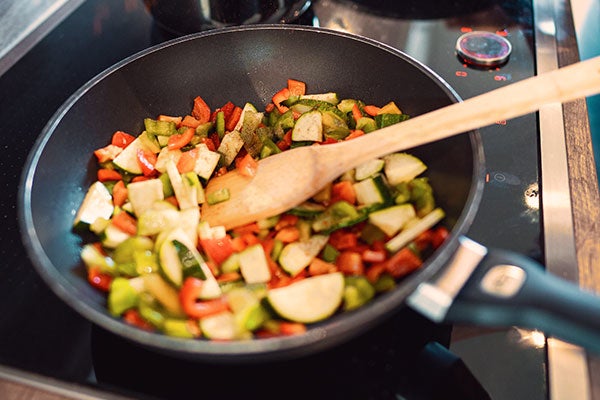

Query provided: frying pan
[19,25,600,362]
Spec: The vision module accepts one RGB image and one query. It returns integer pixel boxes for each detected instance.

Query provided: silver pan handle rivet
[480,264,526,297]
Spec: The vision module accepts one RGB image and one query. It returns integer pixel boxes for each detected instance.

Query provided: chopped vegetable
[192,96,211,123]
[75,79,449,341]
[179,277,229,319]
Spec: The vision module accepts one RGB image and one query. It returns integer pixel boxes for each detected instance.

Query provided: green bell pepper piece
[144,118,177,136]
[375,113,409,129]
[410,177,435,217]
[108,277,140,316]
[343,275,376,311]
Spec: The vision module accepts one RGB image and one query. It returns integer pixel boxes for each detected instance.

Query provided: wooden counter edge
[556,1,600,399]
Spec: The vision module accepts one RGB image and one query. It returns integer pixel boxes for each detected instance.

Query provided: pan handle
[445,247,600,354]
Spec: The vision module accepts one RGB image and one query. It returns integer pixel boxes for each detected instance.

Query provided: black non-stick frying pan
[19,25,600,362]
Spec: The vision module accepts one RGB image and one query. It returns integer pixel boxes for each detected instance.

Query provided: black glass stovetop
[0,0,546,399]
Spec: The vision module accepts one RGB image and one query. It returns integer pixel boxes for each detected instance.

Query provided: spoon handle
[327,55,600,167]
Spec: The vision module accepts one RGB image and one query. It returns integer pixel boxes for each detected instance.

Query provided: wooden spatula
[202,56,600,230]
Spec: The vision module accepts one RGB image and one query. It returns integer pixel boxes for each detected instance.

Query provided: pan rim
[18,24,485,361]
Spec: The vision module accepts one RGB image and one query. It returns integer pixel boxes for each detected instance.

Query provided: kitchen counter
[0,0,598,398]
[555,1,600,398]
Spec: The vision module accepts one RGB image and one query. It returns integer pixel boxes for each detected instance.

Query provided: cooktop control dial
[456,31,512,68]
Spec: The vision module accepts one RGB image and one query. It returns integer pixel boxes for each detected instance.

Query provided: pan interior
[20,26,480,360]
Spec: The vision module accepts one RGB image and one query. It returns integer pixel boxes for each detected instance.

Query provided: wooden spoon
[202,56,600,229]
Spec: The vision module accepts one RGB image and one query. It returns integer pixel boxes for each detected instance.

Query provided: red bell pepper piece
[269,270,307,289]
[232,222,261,237]
[414,229,433,251]
[231,236,247,253]
[94,144,123,163]
[168,127,195,150]
[335,251,365,275]
[111,211,137,236]
[88,267,112,292]
[200,137,216,152]
[180,115,201,129]
[111,131,136,148]
[274,226,300,243]
[362,105,381,117]
[272,87,290,114]
[308,258,338,276]
[179,277,229,319]
[253,320,307,337]
[220,101,235,120]
[157,115,183,126]
[176,147,199,173]
[97,168,122,182]
[164,196,179,208]
[235,153,258,177]
[240,233,260,246]
[431,227,449,248]
[136,149,158,177]
[321,137,339,145]
[212,101,235,123]
[414,227,449,251]
[276,130,292,151]
[351,103,363,123]
[112,180,128,207]
[192,96,211,124]
[123,309,154,331]
[275,214,298,230]
[361,249,387,263]
[287,79,306,96]
[225,106,243,132]
[200,235,235,265]
[365,263,387,283]
[209,132,221,150]
[384,248,422,278]
[279,321,307,336]
[216,272,242,283]
[330,181,356,204]
[345,129,365,140]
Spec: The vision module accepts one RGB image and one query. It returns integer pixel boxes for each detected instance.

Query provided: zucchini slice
[300,92,339,105]
[112,136,153,174]
[385,208,445,253]
[165,160,197,210]
[278,235,329,276]
[142,273,185,317]
[200,311,238,340]
[159,228,222,299]
[137,207,180,237]
[354,159,385,181]
[73,181,114,227]
[232,102,259,133]
[217,130,244,166]
[267,272,345,323]
[158,239,186,287]
[193,143,221,180]
[368,204,416,237]
[127,178,164,217]
[292,110,323,142]
[353,174,392,207]
[238,243,271,284]
[383,153,427,186]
